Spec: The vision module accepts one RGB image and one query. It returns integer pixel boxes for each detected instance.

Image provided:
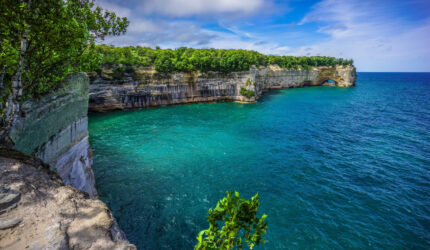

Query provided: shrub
[195,191,268,250]
[240,87,255,99]
[245,78,255,86]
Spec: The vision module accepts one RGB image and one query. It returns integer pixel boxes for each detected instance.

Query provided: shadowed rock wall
[8,73,97,197]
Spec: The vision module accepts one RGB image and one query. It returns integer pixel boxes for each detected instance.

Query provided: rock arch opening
[320,79,337,86]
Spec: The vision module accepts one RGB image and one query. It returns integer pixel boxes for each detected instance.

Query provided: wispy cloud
[96,0,430,71]
[294,0,430,71]
[140,0,265,17]
[103,20,218,47]
[95,1,132,18]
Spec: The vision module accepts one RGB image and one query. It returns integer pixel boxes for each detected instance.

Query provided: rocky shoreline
[0,65,356,249]
[89,65,356,112]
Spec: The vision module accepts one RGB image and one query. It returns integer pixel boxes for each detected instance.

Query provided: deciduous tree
[0,0,129,144]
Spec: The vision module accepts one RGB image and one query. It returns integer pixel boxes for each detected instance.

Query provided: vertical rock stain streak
[89,65,356,112]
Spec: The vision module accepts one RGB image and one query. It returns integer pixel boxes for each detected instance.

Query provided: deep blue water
[89,73,430,249]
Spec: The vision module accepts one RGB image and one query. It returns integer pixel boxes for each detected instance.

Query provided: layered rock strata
[8,73,96,197]
[2,74,134,248]
[89,65,356,112]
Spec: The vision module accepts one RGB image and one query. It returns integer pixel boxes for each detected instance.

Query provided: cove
[89,73,430,249]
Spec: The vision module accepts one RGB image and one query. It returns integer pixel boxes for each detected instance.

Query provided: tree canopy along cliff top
[0,0,128,142]
[0,0,128,101]
[96,45,354,74]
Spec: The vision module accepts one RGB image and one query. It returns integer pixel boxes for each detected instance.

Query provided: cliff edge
[89,65,356,112]
[9,73,96,197]
[1,74,135,249]
[0,147,135,249]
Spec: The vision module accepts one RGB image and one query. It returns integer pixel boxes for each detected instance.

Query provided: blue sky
[96,0,430,72]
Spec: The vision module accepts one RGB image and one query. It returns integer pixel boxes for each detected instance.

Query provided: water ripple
[89,73,430,249]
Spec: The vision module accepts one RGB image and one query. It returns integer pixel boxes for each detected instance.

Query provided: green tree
[240,87,255,99]
[195,191,268,250]
[0,0,128,143]
[95,46,354,74]
[154,52,174,73]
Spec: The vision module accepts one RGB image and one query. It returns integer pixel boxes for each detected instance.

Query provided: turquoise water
[89,73,430,249]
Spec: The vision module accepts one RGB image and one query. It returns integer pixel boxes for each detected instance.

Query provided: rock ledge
[0,147,136,250]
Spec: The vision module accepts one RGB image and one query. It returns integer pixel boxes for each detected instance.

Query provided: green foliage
[245,78,255,86]
[154,51,175,73]
[195,191,268,250]
[0,0,129,101]
[112,65,134,80]
[240,87,255,99]
[95,45,354,74]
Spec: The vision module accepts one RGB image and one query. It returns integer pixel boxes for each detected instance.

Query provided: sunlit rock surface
[0,147,135,250]
[89,65,356,112]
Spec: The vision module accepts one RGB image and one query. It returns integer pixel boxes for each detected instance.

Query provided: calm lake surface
[89,73,430,249]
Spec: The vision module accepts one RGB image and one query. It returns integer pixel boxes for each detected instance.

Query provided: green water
[89,73,430,249]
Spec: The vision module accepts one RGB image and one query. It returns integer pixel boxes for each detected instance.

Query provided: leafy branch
[195,191,268,250]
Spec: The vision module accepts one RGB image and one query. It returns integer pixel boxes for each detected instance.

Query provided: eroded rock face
[89,65,356,112]
[9,74,97,198]
[2,75,134,248]
[0,148,136,249]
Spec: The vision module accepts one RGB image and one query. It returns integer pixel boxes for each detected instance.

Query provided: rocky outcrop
[0,147,135,249]
[8,74,97,197]
[1,74,135,248]
[89,65,356,112]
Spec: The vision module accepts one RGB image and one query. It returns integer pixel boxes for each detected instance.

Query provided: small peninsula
[89,46,356,112]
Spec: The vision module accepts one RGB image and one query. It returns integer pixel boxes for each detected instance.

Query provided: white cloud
[94,0,132,18]
[299,0,365,25]
[128,20,161,33]
[102,20,217,47]
[293,0,430,71]
[95,0,430,71]
[140,0,265,17]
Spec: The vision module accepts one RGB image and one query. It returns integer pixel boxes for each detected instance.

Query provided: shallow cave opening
[302,80,313,86]
[321,79,337,86]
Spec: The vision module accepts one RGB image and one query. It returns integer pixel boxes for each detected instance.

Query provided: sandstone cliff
[89,65,356,112]
[9,74,96,197]
[1,74,135,249]
[0,147,135,249]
